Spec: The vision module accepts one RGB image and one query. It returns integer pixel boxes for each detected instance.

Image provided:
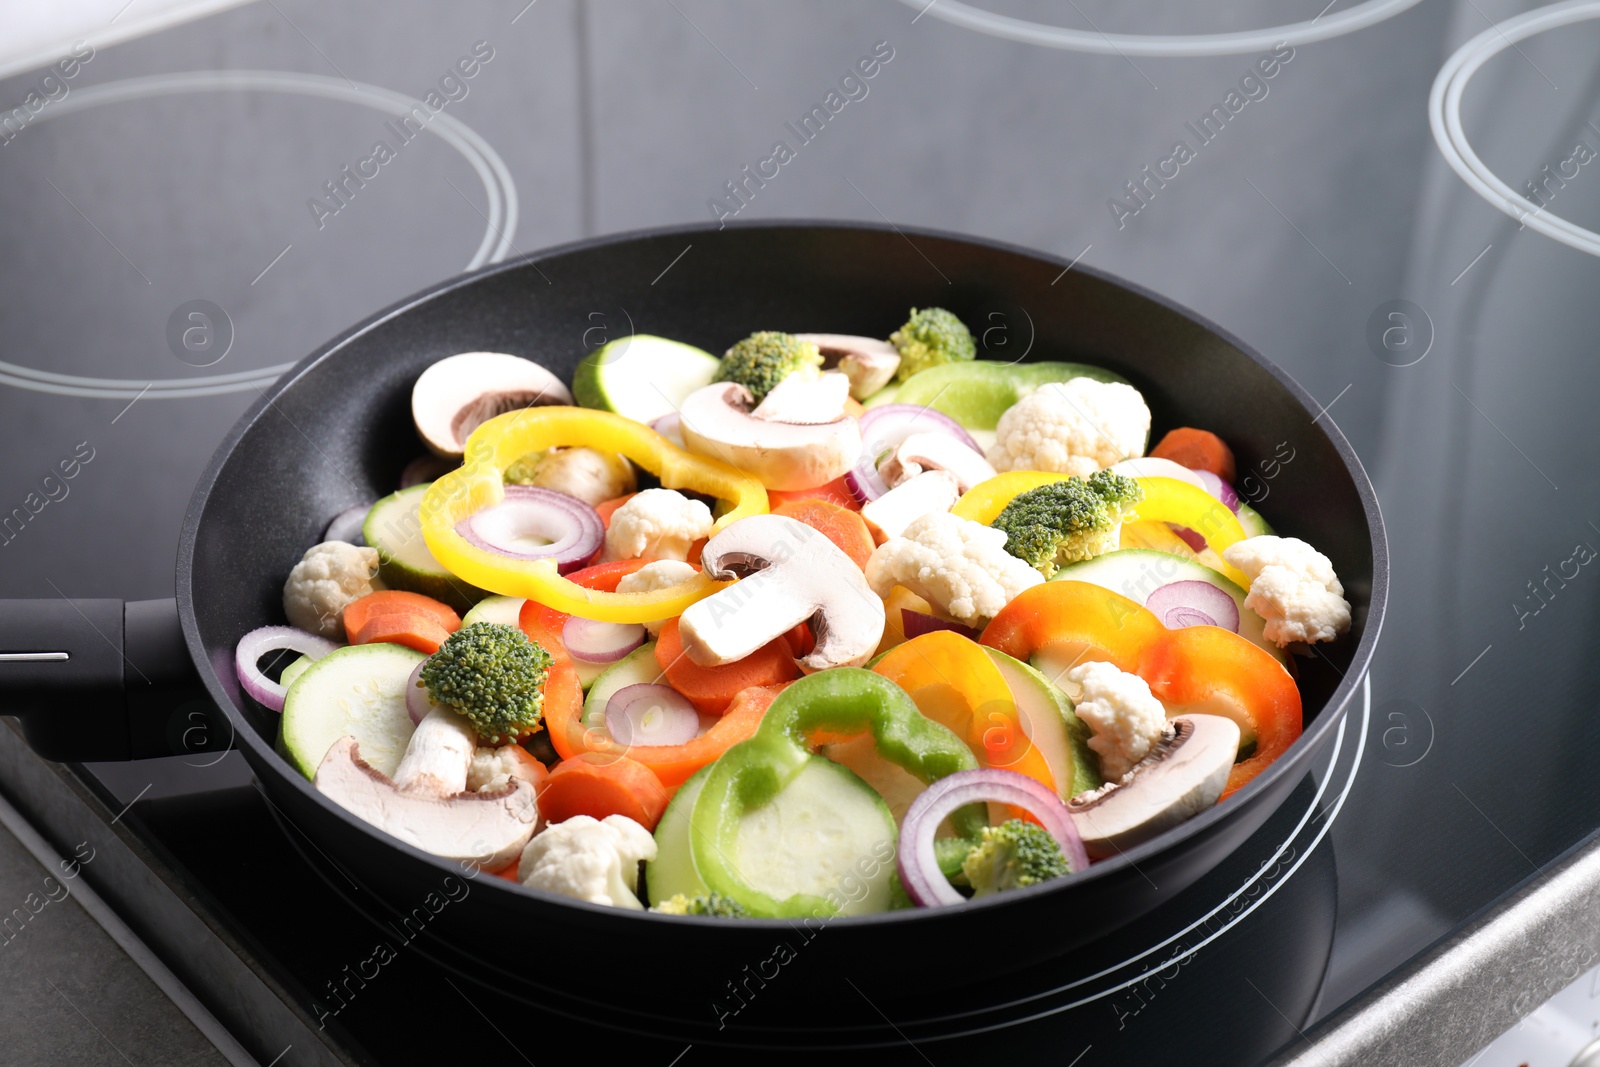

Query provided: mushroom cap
[678,382,862,491]
[795,334,901,400]
[315,735,539,870]
[880,432,998,494]
[678,513,885,671]
[411,352,573,458]
[1067,714,1240,861]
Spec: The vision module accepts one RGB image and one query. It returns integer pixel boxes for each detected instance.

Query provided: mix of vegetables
[237,308,1354,920]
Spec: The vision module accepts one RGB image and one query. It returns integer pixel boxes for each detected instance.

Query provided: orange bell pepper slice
[980,581,1300,799]
[873,631,1058,796]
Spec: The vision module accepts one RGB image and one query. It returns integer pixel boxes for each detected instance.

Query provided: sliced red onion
[324,503,371,545]
[898,768,1088,908]
[455,484,604,574]
[901,608,981,642]
[1146,580,1240,633]
[235,626,339,712]
[1172,526,1207,553]
[650,412,685,448]
[605,684,699,748]
[847,404,982,503]
[1193,470,1240,513]
[562,615,646,664]
[399,454,455,489]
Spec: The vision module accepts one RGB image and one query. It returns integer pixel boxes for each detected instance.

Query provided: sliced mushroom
[751,371,851,424]
[879,432,998,494]
[315,706,538,870]
[797,333,901,400]
[860,470,962,543]
[412,352,573,458]
[1067,714,1240,861]
[678,382,862,491]
[677,513,885,671]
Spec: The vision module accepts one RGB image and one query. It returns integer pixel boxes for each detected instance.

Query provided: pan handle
[0,598,224,762]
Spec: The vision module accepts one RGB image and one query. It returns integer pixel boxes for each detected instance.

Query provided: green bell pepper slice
[689,668,984,918]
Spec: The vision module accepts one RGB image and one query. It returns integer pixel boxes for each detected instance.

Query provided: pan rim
[177,217,1388,928]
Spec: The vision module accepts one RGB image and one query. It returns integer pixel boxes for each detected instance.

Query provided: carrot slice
[621,682,787,787]
[348,612,454,655]
[1150,427,1237,484]
[595,493,639,529]
[342,589,461,639]
[772,499,875,570]
[537,752,671,831]
[653,617,799,714]
[766,475,861,512]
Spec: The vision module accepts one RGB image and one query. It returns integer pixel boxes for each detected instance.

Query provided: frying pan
[0,221,1385,1043]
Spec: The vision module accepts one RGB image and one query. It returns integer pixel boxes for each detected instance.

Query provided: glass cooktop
[3,1,1599,1063]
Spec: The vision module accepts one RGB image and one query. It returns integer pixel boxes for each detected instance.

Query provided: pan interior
[184,222,1377,861]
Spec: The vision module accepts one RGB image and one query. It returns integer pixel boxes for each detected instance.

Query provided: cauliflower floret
[517,814,657,909]
[1223,535,1351,647]
[987,378,1151,477]
[1066,661,1168,781]
[505,446,636,505]
[616,559,699,635]
[865,512,1043,626]
[603,488,714,563]
[282,540,380,639]
[467,745,544,793]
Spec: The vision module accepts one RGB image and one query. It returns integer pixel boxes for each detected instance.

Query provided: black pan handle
[0,598,224,762]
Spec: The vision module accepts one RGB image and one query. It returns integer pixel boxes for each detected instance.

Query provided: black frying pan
[0,221,1385,1043]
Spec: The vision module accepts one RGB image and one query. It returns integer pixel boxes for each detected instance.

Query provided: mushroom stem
[394,706,476,796]
[314,705,540,869]
[678,513,885,671]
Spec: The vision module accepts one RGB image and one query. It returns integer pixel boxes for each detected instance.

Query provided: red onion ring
[604,684,699,747]
[1146,580,1240,632]
[562,616,646,664]
[323,503,370,545]
[846,404,982,503]
[901,608,981,642]
[897,768,1088,908]
[455,484,604,574]
[1193,470,1240,512]
[234,626,339,712]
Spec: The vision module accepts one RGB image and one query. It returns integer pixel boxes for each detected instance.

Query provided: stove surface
[3,2,1598,1064]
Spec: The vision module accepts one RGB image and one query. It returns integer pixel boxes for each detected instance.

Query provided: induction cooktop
[5,2,1600,1064]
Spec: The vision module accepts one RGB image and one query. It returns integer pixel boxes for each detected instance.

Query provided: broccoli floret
[420,622,552,745]
[989,470,1143,578]
[653,893,750,918]
[714,331,823,404]
[961,819,1072,897]
[890,307,976,381]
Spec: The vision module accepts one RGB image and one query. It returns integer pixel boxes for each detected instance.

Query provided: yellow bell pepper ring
[419,406,769,622]
[951,472,1069,524]
[1121,477,1251,587]
[952,472,1252,588]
